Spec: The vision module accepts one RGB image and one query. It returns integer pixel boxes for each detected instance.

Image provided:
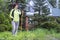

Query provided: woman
[10,4,21,35]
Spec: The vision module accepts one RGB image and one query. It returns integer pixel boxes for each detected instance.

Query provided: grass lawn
[0,29,60,40]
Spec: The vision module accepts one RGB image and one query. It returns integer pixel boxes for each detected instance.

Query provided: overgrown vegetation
[0,0,60,33]
[0,0,60,40]
[0,13,12,32]
[0,29,60,40]
[33,13,60,33]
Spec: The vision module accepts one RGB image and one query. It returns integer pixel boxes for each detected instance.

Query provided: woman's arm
[10,9,14,18]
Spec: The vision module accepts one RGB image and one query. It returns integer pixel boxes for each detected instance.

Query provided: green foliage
[47,16,56,21]
[0,13,12,32]
[40,21,58,29]
[34,14,48,23]
[40,21,60,32]
[0,24,12,32]
[0,13,5,24]
[0,24,7,32]
[33,13,60,32]
[0,0,10,13]
[17,0,26,3]
[49,0,56,8]
[0,29,60,40]
[56,24,60,33]
[56,17,60,23]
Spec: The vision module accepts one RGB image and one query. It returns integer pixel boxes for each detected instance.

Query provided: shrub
[47,16,56,21]
[40,21,58,30]
[0,13,12,32]
[0,13,5,24]
[0,24,8,32]
[56,17,60,23]
[56,24,60,33]
[0,24,12,32]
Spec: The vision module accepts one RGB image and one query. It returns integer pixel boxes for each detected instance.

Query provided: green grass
[0,29,60,40]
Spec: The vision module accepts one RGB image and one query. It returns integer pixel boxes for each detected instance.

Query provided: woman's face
[15,5,18,9]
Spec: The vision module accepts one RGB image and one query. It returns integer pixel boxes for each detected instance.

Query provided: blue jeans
[12,21,19,35]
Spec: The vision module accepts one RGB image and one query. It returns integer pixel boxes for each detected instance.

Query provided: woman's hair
[13,3,18,8]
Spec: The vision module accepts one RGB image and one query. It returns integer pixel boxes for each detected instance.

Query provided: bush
[48,16,56,21]
[0,24,8,32]
[56,17,60,23]
[40,21,58,30]
[0,13,5,24]
[0,24,12,32]
[0,13,12,32]
[56,24,60,33]
[0,25,5,32]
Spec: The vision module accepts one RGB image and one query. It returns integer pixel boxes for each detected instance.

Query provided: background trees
[0,0,60,32]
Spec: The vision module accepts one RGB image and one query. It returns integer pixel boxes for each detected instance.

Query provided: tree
[32,0,50,28]
[49,0,56,8]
